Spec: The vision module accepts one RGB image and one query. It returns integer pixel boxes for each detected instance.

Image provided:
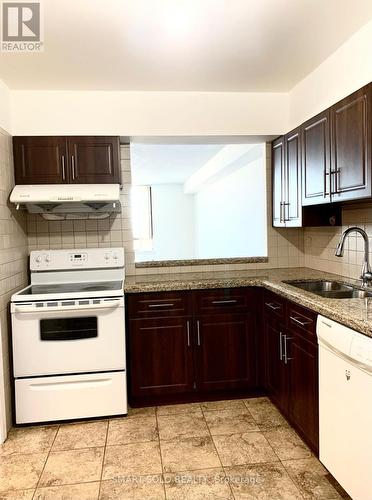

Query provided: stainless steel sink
[284,280,372,299]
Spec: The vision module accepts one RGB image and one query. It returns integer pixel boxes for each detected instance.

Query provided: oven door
[11,298,125,377]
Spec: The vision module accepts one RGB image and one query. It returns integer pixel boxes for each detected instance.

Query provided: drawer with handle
[287,301,316,338]
[127,291,192,318]
[194,288,254,314]
[263,290,285,320]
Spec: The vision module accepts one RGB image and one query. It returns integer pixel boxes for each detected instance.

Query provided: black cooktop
[19,281,123,295]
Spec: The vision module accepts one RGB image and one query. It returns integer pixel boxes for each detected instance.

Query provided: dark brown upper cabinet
[13,136,121,185]
[284,129,301,226]
[300,83,371,206]
[301,110,331,206]
[272,136,285,227]
[13,137,68,184]
[275,82,372,217]
[67,137,120,184]
[272,129,301,227]
[330,84,371,202]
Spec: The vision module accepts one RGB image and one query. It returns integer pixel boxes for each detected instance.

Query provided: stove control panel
[30,248,125,271]
[69,252,88,264]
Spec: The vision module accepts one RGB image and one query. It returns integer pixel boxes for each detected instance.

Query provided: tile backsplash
[27,144,305,276]
[304,204,372,281]
[0,128,28,432]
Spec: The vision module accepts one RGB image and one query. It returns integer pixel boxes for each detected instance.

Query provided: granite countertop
[124,267,372,338]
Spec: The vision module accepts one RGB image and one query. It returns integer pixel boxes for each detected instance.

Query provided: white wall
[2,18,372,137]
[0,80,11,133]
[195,152,267,259]
[136,184,195,262]
[9,90,289,136]
[289,18,372,129]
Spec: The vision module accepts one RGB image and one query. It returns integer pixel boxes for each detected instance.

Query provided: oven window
[40,317,98,341]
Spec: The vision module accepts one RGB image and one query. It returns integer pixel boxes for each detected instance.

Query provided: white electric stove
[11,248,127,424]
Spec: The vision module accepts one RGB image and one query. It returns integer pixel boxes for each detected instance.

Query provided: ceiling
[0,0,371,91]
[131,143,224,184]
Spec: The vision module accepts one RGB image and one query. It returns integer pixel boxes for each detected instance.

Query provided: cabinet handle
[283,334,293,364]
[279,331,283,361]
[148,303,174,308]
[265,302,281,311]
[283,202,290,222]
[71,155,76,180]
[289,315,312,327]
[196,320,201,346]
[61,155,66,180]
[324,171,330,197]
[279,202,284,223]
[211,299,237,305]
[186,320,190,347]
[330,169,340,195]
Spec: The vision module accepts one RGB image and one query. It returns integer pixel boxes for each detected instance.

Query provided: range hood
[10,184,121,218]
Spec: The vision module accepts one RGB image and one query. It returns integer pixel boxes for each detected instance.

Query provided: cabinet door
[195,313,256,392]
[129,317,194,397]
[331,84,371,202]
[264,317,289,417]
[284,128,301,227]
[272,136,285,227]
[288,333,319,453]
[302,111,331,205]
[67,136,121,183]
[13,137,68,184]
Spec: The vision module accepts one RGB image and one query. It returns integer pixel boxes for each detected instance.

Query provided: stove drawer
[15,371,127,424]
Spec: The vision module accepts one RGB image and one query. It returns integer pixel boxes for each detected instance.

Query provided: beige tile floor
[0,397,349,500]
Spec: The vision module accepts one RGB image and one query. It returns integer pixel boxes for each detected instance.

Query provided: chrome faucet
[335,226,372,286]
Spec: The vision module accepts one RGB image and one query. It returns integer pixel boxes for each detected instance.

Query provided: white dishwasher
[317,315,372,500]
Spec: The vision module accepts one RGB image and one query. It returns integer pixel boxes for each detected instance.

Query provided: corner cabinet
[272,128,302,227]
[13,136,121,185]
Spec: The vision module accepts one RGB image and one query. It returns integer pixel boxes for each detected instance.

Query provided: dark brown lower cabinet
[195,313,256,392]
[127,287,319,454]
[127,288,258,405]
[264,317,289,416]
[288,332,319,452]
[263,290,319,453]
[129,316,194,397]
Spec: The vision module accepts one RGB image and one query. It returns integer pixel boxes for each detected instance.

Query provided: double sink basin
[284,280,372,299]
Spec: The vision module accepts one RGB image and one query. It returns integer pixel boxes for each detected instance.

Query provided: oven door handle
[13,300,122,314]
